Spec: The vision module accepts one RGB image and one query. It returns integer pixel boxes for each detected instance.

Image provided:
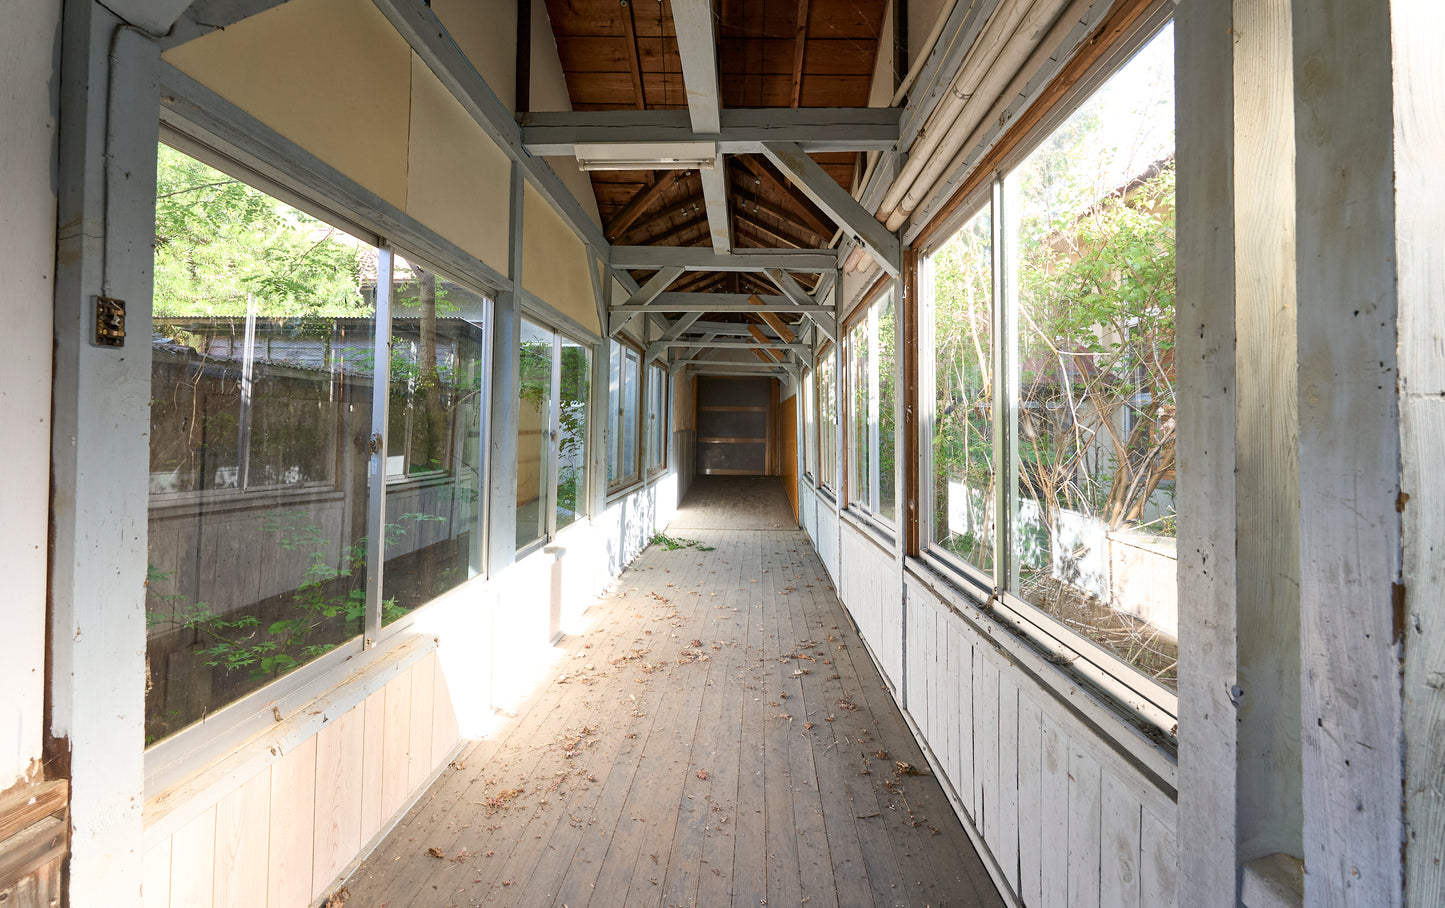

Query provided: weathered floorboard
[340,478,1002,907]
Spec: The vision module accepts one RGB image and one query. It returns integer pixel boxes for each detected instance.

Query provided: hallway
[342,478,1003,907]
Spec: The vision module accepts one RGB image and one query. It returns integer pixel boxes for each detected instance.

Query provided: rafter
[760,141,900,277]
[791,0,811,108]
[734,211,806,249]
[616,193,708,244]
[735,154,832,237]
[620,0,647,110]
[729,187,823,243]
[605,174,675,241]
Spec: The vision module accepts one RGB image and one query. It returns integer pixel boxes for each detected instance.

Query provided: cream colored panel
[523,184,599,333]
[406,55,512,275]
[530,0,601,226]
[164,0,411,209]
[431,0,516,112]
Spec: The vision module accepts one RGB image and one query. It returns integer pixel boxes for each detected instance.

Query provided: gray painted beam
[521,108,901,155]
[655,339,810,354]
[609,265,684,335]
[699,149,732,253]
[760,141,900,277]
[610,246,838,272]
[615,300,834,316]
[369,0,609,253]
[486,163,526,574]
[671,0,721,135]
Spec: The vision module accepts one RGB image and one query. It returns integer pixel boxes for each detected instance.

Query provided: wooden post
[1395,5,1445,902]
[487,162,525,574]
[1174,0,1242,902]
[50,3,160,903]
[1294,1,1404,903]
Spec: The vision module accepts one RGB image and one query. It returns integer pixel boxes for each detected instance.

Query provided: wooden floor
[341,477,1003,908]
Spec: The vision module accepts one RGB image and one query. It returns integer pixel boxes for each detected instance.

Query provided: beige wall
[164,0,603,285]
[523,183,600,333]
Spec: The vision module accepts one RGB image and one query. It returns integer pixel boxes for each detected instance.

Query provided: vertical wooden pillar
[1395,4,1445,901]
[1294,1,1403,903]
[487,163,524,574]
[50,4,159,903]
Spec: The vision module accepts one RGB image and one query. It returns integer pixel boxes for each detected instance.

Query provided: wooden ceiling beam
[735,154,832,237]
[729,187,823,242]
[733,210,806,249]
[791,0,810,108]
[615,193,708,243]
[604,173,676,240]
[620,1,647,109]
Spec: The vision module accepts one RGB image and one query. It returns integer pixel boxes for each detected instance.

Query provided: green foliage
[649,532,715,552]
[153,144,368,318]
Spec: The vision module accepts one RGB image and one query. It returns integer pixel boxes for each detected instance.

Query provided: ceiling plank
[791,0,811,108]
[616,193,708,243]
[730,187,823,243]
[733,210,805,249]
[735,154,832,237]
[760,140,899,277]
[604,174,673,240]
[620,0,648,109]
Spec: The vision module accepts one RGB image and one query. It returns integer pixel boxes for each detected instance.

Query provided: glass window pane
[382,260,487,621]
[147,144,373,743]
[556,337,590,530]
[847,320,871,510]
[929,208,995,571]
[877,296,897,523]
[515,320,553,550]
[817,353,835,491]
[1006,24,1176,689]
[622,349,640,481]
[648,364,667,470]
[803,369,817,479]
[607,342,622,484]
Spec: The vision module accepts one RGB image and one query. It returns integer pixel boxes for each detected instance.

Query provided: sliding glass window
[921,23,1177,707]
[802,367,817,481]
[844,291,897,528]
[646,362,668,473]
[382,259,487,621]
[607,340,642,489]
[146,144,495,746]
[816,346,837,493]
[517,322,592,552]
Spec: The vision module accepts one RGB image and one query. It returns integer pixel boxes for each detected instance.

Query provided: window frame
[842,281,898,530]
[913,15,1180,736]
[607,338,644,492]
[814,340,838,495]
[144,139,502,765]
[645,361,668,475]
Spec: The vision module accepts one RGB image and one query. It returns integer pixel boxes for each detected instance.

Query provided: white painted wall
[0,0,60,793]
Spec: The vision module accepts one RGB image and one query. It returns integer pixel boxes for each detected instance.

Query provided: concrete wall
[0,0,60,795]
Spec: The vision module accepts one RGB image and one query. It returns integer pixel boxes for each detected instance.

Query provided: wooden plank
[1040,714,1070,906]
[606,174,672,240]
[360,687,386,843]
[1173,0,1241,900]
[0,782,67,845]
[212,769,268,908]
[408,653,437,792]
[976,656,998,844]
[430,654,460,773]
[790,0,810,108]
[1099,772,1141,908]
[267,736,317,907]
[1017,694,1044,908]
[996,674,1020,894]
[142,839,171,908]
[1066,746,1102,908]
[312,706,364,896]
[1139,806,1179,907]
[953,627,975,820]
[1294,2,1405,903]
[169,806,216,907]
[380,669,414,821]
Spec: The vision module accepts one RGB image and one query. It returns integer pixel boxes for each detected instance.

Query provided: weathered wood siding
[838,518,904,689]
[142,648,457,908]
[903,576,1177,907]
[803,511,1179,906]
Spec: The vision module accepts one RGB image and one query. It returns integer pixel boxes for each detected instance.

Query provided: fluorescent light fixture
[574,141,718,172]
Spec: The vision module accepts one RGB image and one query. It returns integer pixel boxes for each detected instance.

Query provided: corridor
[342,478,1003,907]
